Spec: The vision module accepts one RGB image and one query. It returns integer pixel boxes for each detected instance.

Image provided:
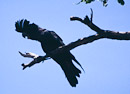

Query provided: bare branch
[70,16,130,40]
[18,34,102,70]
[90,8,93,23]
[19,51,39,58]
[70,16,103,34]
[63,34,103,51]
[19,12,130,70]
[19,52,50,70]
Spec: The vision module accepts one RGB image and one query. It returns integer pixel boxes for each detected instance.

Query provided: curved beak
[22,32,29,38]
[22,33,31,39]
[22,33,27,38]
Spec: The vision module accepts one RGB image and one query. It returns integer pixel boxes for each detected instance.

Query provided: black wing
[40,31,64,53]
[40,30,82,87]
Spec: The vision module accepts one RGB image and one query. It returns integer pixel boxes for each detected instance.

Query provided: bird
[15,19,84,87]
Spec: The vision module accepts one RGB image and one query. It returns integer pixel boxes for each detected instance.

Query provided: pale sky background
[1,0,130,94]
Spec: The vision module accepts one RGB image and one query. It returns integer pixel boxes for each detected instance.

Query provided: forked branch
[19,52,50,70]
[19,9,130,69]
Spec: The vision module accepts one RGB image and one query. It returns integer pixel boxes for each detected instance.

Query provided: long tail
[60,61,81,87]
[52,52,82,87]
[71,54,85,72]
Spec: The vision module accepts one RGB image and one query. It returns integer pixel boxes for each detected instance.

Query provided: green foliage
[101,0,108,6]
[118,0,125,5]
[80,0,95,4]
[79,0,125,6]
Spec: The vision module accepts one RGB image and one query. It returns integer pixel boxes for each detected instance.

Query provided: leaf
[118,0,125,5]
[80,0,95,4]
[102,0,108,7]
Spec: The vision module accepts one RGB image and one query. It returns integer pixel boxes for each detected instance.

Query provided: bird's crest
[15,19,30,33]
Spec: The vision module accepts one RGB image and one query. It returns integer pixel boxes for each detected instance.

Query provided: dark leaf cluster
[79,0,125,6]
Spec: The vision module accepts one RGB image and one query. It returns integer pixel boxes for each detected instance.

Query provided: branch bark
[19,52,50,70]
[70,15,130,40]
[19,11,130,69]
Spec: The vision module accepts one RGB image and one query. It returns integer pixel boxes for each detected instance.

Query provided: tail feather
[60,61,81,87]
[71,54,85,72]
[52,52,82,87]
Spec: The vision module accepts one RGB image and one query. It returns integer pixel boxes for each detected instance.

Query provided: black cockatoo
[15,19,84,87]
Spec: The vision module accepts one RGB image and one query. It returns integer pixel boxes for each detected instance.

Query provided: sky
[1,0,130,94]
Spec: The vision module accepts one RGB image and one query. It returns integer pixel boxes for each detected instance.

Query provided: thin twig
[19,52,50,70]
[90,8,93,23]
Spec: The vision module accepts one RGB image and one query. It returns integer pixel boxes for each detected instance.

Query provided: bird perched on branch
[15,19,84,87]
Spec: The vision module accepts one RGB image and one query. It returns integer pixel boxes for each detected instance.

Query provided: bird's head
[15,19,40,40]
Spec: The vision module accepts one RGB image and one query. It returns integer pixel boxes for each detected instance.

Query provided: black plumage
[15,19,83,87]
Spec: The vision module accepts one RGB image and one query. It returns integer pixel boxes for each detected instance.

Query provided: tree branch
[19,34,102,70]
[70,15,130,40]
[19,10,130,69]
[19,52,50,70]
